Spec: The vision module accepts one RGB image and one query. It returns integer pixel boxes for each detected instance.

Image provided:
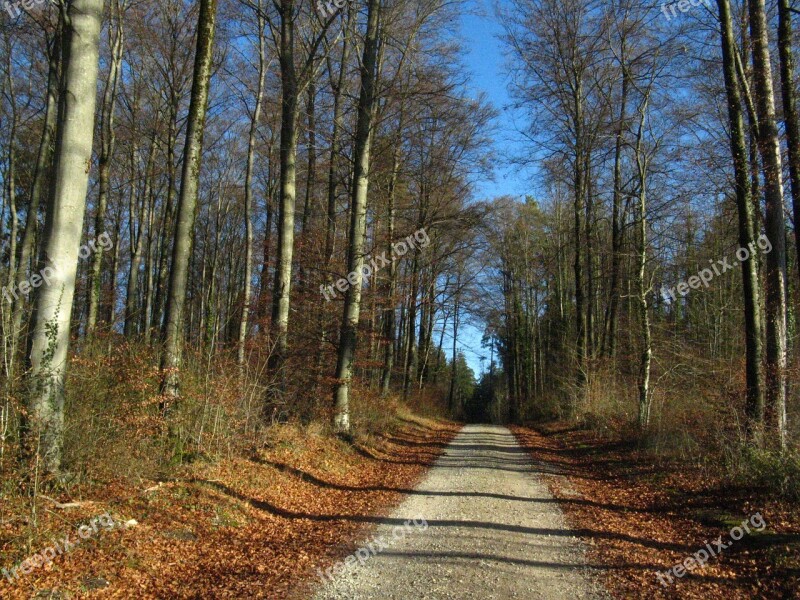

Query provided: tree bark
[718,0,766,441]
[633,98,652,429]
[748,0,789,449]
[23,0,104,474]
[160,0,218,403]
[332,0,382,434]
[380,111,404,395]
[239,1,266,370]
[269,0,301,377]
[777,0,800,281]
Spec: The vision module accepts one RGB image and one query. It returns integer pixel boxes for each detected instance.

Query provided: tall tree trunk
[153,108,178,333]
[22,0,104,474]
[143,175,157,344]
[323,10,351,270]
[87,0,123,335]
[3,37,19,368]
[160,0,218,403]
[238,1,266,369]
[106,215,122,329]
[332,0,382,434]
[124,136,154,337]
[315,7,352,386]
[748,0,789,449]
[403,254,419,399]
[584,150,595,358]
[604,68,627,358]
[301,81,316,238]
[269,1,301,377]
[633,99,652,429]
[257,174,273,323]
[4,39,18,307]
[448,272,461,412]
[573,87,587,389]
[718,0,765,440]
[777,0,800,280]
[380,112,403,395]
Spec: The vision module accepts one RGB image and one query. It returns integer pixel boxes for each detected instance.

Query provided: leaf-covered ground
[511,424,800,600]
[0,415,459,599]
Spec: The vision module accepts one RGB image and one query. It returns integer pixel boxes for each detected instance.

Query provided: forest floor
[512,423,800,599]
[0,412,459,599]
[3,416,799,599]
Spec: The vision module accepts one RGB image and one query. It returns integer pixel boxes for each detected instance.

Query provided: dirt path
[311,424,607,599]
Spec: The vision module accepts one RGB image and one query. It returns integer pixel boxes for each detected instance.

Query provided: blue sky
[460,0,533,200]
[449,0,534,377]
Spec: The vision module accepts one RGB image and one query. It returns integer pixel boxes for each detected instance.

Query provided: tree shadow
[191,478,694,552]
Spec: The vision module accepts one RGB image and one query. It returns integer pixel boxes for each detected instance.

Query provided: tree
[332,0,382,434]
[777,0,800,279]
[23,0,104,474]
[748,0,788,449]
[238,0,267,371]
[717,0,765,441]
[160,0,219,402]
[265,0,338,379]
[87,0,124,334]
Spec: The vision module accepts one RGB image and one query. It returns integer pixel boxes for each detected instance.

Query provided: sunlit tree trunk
[160,0,218,402]
[23,0,104,474]
[269,0,301,377]
[332,0,382,434]
[633,98,652,429]
[748,0,789,449]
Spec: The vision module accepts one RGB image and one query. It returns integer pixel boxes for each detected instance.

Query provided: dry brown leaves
[0,416,459,599]
[511,424,800,600]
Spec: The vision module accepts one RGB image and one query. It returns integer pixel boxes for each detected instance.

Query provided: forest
[0,0,798,598]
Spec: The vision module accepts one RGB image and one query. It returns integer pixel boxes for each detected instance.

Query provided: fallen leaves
[0,415,459,599]
[511,424,800,600]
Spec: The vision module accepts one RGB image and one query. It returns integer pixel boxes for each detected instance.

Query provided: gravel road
[311,424,608,599]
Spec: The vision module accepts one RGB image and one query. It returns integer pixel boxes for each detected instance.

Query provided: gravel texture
[311,424,608,599]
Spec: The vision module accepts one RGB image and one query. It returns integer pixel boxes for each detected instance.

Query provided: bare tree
[717,0,765,440]
[87,0,124,334]
[748,0,788,449]
[332,0,382,434]
[160,0,219,402]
